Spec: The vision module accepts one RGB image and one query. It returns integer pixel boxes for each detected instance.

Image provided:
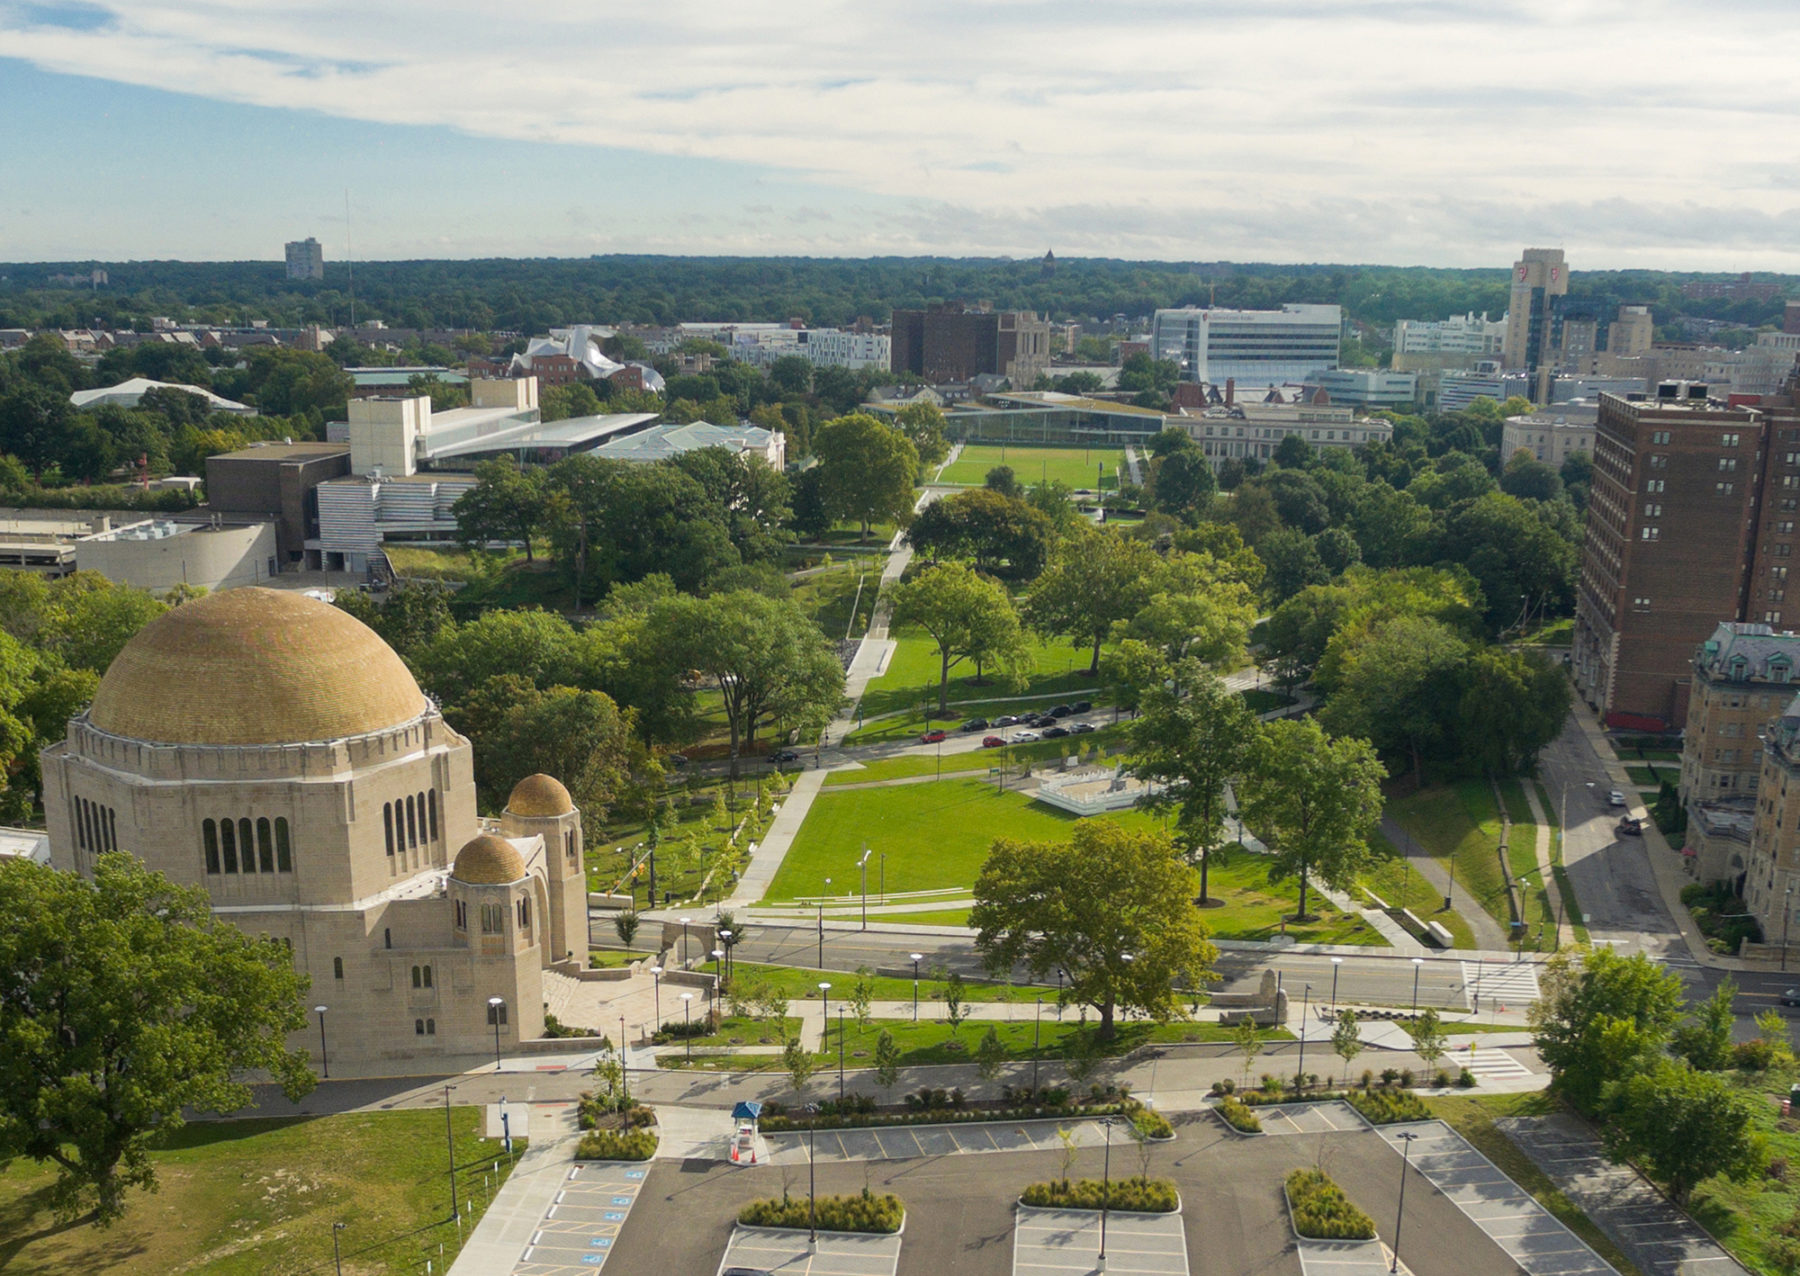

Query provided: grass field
[823,726,1129,786]
[938,444,1125,491]
[763,781,1383,945]
[0,1108,520,1275]
[846,631,1104,741]
[1389,780,1516,935]
[384,545,573,613]
[1360,833,1478,949]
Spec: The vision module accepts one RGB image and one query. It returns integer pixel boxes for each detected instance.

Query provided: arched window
[74,797,87,850]
[275,818,292,872]
[106,807,116,853]
[426,1018,436,1035]
[384,803,395,857]
[454,900,467,930]
[421,965,432,988]
[518,896,531,931]
[411,965,422,988]
[202,819,220,874]
[428,790,440,843]
[238,819,255,873]
[256,818,274,873]
[415,1018,425,1036]
[565,830,576,864]
[384,927,392,949]
[405,795,418,849]
[333,956,344,980]
[220,818,238,873]
[416,792,427,846]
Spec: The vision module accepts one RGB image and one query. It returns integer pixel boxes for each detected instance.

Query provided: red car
[982,735,1005,748]
[920,729,947,743]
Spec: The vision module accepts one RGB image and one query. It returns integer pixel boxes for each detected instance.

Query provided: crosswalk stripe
[1453,1045,1532,1078]
[1461,961,1539,1008]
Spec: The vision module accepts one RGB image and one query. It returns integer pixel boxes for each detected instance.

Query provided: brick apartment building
[889,304,1051,386]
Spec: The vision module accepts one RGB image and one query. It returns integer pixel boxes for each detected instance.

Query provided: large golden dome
[88,587,430,746]
[452,834,527,885]
[506,773,574,818]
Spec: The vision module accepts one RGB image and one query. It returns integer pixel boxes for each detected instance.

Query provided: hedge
[1131,1108,1174,1140]
[1216,1097,1262,1133]
[758,1098,1140,1134]
[738,1189,903,1234]
[575,1128,658,1161]
[1286,1168,1376,1240]
[1343,1089,1431,1125]
[1021,1177,1179,1213]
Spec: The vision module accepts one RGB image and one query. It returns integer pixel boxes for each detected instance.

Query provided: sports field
[938,444,1126,490]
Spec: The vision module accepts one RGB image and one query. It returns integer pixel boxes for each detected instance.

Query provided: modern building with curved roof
[43,588,587,1065]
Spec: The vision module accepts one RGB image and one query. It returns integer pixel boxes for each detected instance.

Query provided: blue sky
[4,1,1800,269]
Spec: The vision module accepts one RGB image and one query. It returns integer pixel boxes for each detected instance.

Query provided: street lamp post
[805,1103,820,1247]
[837,1006,846,1101]
[443,1085,459,1222]
[1099,1116,1117,1268]
[650,964,663,1030]
[1391,1131,1419,1273]
[1410,957,1424,1015]
[1057,967,1066,1019]
[858,846,872,932]
[1297,985,1312,1087]
[818,981,832,1052]
[487,997,504,1072]
[910,953,923,1022]
[712,947,725,991]
[817,877,831,968]
[681,993,694,1061]
[332,1221,346,1275]
[1033,996,1043,1092]
[880,851,886,903]
[1785,884,1795,973]
[314,1004,330,1080]
[1328,958,1342,1014]
[718,930,733,987]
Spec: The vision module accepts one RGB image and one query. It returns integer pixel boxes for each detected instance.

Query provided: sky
[4,0,1800,270]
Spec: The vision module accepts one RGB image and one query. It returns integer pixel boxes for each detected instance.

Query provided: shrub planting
[1216,1097,1262,1133]
[575,1127,658,1160]
[1131,1108,1174,1140]
[738,1189,904,1234]
[1344,1089,1431,1124]
[1286,1168,1376,1240]
[758,1094,1139,1133]
[1021,1177,1179,1213]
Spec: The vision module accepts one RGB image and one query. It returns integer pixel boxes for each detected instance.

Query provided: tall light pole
[1391,1131,1419,1273]
[859,846,872,931]
[805,1102,820,1247]
[1099,1116,1117,1267]
[880,851,886,903]
[719,929,734,987]
[1328,958,1342,1014]
[910,953,923,1022]
[1297,984,1312,1086]
[1033,996,1043,1092]
[818,981,832,1053]
[332,1220,346,1275]
[817,877,831,968]
[837,1006,846,1101]
[1410,957,1424,1015]
[314,1004,330,1080]
[681,992,694,1061]
[443,1084,459,1222]
[650,964,663,1030]
[712,947,725,999]
[487,997,504,1072]
[1786,883,1795,973]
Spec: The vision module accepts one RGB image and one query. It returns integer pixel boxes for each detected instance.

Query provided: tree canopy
[1239,718,1385,919]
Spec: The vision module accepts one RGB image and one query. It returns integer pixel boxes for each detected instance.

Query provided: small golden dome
[88,588,428,746]
[451,834,527,885]
[506,773,574,818]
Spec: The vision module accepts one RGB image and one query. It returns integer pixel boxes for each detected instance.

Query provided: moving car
[962,718,988,732]
[1608,789,1627,807]
[992,715,1021,727]
[1616,816,1643,836]
[1013,730,1041,742]
[1049,704,1075,718]
[1781,989,1800,1008]
[920,729,947,743]
[1070,721,1096,734]
[981,735,1006,748]
[772,749,801,764]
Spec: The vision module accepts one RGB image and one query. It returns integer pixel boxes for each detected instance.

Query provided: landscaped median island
[738,1188,905,1234]
[1215,1096,1263,1134]
[1021,1177,1180,1212]
[1285,1168,1377,1240]
[755,1084,1150,1132]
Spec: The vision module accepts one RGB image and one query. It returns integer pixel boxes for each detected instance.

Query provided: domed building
[42,587,588,1066]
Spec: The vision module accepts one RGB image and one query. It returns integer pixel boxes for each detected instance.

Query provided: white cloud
[6,0,1800,265]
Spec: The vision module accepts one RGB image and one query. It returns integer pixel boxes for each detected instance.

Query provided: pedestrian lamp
[1785,883,1796,973]
[837,1006,846,1101]
[1297,984,1312,1086]
[332,1220,346,1275]
[487,996,505,1072]
[443,1085,460,1221]
[817,877,832,968]
[1391,1130,1420,1273]
[712,947,725,994]
[650,964,664,1030]
[681,993,695,1061]
[314,1004,330,1080]
[804,1102,821,1247]
[858,846,873,932]
[1410,956,1424,1015]
[818,981,832,1050]
[718,929,733,986]
[1057,967,1066,1019]
[910,953,924,1022]
[1099,1116,1118,1266]
[1033,996,1043,1092]
[1329,957,1342,1014]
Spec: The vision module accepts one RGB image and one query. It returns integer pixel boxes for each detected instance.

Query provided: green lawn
[939,444,1125,491]
[384,545,574,613]
[847,631,1104,741]
[1688,1065,1800,1275]
[1626,764,1674,787]
[1360,833,1478,949]
[1389,780,1516,936]
[791,561,879,644]
[731,960,1039,1003]
[1428,1092,1645,1276]
[764,781,1384,946]
[823,726,1128,786]
[0,1108,521,1275]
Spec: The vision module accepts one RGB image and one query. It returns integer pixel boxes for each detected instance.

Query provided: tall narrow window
[415,1019,425,1036]
[256,818,274,873]
[74,797,87,850]
[426,1018,436,1035]
[333,956,344,979]
[384,928,392,949]
[275,818,292,872]
[428,791,439,842]
[238,819,254,872]
[411,965,422,988]
[202,819,220,874]
[421,965,432,988]
[416,792,427,846]
[518,897,531,931]
[384,803,395,857]
[220,818,238,873]
[405,795,418,849]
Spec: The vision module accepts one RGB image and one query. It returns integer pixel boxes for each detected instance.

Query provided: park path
[1378,814,1511,952]
[1519,782,1572,948]
[1123,443,1145,486]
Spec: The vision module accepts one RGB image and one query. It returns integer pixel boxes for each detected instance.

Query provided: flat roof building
[285,237,324,281]
[1150,304,1341,390]
[1501,405,1597,467]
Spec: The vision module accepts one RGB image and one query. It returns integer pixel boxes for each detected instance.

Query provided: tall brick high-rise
[889,303,1051,386]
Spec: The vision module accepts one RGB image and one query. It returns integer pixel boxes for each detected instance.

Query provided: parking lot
[513,1161,649,1275]
[716,1224,903,1275]
[1012,1206,1188,1276]
[1255,1100,1367,1136]
[765,1117,1117,1165]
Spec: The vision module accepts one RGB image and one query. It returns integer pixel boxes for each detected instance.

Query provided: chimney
[1225,378,1235,407]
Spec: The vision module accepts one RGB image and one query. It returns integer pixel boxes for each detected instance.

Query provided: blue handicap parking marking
[589,1237,612,1248]
[624,1170,644,1180]
[611,1195,633,1205]
[581,1256,606,1266]
[604,1211,625,1222]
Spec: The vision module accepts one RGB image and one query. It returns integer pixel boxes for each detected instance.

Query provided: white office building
[1501,405,1598,467]
[1150,305,1341,389]
[1393,313,1507,356]
[1307,369,1419,408]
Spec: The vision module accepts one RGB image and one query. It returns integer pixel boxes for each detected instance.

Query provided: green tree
[1456,647,1572,777]
[942,971,970,1041]
[0,854,315,1223]
[849,965,876,1029]
[783,1035,817,1098]
[1604,1062,1764,1204]
[813,412,918,540]
[469,683,635,827]
[891,563,1031,712]
[1148,447,1216,521]
[893,401,950,469]
[976,1025,1006,1081]
[1024,530,1161,674]
[1529,947,1687,1115]
[1234,1016,1264,1085]
[1318,615,1469,787]
[874,1029,901,1093]
[453,456,546,561]
[1125,672,1256,904]
[1672,977,1737,1071]
[905,488,1054,580]
[1331,1010,1364,1085]
[971,820,1219,1040]
[985,465,1021,498]
[614,909,641,949]
[1257,527,1330,605]
[1239,718,1386,920]
[1405,1008,1447,1073]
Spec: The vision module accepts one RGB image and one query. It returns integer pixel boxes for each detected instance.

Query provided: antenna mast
[345,189,356,330]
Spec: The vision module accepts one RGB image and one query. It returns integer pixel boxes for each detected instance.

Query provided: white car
[1608,790,1627,807]
[1012,730,1040,743]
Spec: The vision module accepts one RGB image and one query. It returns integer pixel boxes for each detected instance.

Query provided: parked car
[1042,725,1071,739]
[920,729,947,743]
[1070,721,1096,734]
[992,715,1021,727]
[1781,989,1800,1008]
[1013,730,1041,742]
[772,749,801,764]
[1073,701,1093,714]
[963,717,989,732]
[1049,704,1075,718]
[1608,789,1627,807]
[1616,816,1643,836]
[982,735,1006,748]
[667,753,688,767]
[1030,713,1058,727]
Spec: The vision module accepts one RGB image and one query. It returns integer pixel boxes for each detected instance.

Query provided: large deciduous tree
[0,854,315,1223]
[813,412,918,540]
[971,820,1218,1040]
[890,563,1030,712]
[1318,615,1468,788]
[892,401,950,470]
[1530,947,1687,1116]
[905,488,1054,581]
[1024,530,1161,674]
[454,456,547,561]
[1239,718,1385,920]
[1604,1062,1764,1204]
[1125,672,1257,905]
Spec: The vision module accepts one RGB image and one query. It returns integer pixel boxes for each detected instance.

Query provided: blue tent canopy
[732,1100,763,1121]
